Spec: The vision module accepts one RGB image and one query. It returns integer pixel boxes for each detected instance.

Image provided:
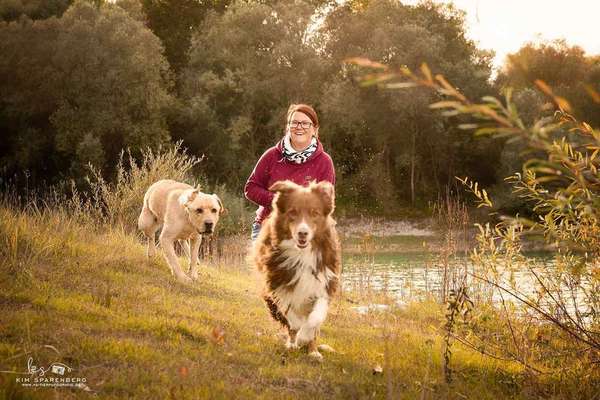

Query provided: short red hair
[286,104,319,128]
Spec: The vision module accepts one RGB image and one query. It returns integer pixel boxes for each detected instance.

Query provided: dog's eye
[211,208,217,213]
[288,209,298,218]
[311,209,321,217]
[196,209,204,214]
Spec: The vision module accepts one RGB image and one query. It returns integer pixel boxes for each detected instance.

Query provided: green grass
[0,206,589,399]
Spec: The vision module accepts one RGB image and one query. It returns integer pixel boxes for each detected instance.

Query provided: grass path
[0,207,528,399]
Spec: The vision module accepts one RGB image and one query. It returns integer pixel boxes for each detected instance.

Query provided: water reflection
[342,251,593,317]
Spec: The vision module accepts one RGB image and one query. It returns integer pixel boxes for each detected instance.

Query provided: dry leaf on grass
[178,366,189,378]
[211,326,225,345]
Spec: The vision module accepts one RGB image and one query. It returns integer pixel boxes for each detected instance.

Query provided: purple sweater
[244,139,336,224]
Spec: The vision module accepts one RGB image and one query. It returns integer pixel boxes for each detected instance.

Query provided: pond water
[341,243,592,315]
[342,250,464,302]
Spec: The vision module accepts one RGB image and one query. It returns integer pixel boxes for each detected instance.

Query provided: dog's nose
[204,222,214,231]
[298,230,308,240]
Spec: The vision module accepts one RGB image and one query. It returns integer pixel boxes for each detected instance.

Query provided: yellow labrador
[138,179,224,283]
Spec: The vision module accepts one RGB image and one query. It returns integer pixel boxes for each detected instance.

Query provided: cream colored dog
[138,179,224,283]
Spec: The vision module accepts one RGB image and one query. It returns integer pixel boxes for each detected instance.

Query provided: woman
[244,104,336,240]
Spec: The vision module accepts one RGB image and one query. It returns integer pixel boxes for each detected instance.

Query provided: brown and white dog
[138,179,224,283]
[251,180,341,360]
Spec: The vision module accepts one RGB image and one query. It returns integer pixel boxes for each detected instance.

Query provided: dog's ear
[269,180,299,194]
[312,181,335,215]
[269,180,298,212]
[178,188,199,207]
[213,194,227,215]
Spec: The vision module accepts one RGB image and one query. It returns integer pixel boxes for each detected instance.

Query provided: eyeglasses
[288,120,313,129]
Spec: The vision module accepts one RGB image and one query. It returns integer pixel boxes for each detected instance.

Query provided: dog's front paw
[285,339,298,350]
[190,270,199,281]
[308,350,323,361]
[295,325,317,346]
[176,273,193,284]
[317,344,336,353]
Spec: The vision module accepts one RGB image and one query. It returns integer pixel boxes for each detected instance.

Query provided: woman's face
[287,111,316,151]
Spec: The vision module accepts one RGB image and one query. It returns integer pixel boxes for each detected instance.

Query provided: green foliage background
[1,0,598,215]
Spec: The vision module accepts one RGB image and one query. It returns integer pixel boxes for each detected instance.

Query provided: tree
[1,0,501,214]
[496,40,600,127]
[179,0,331,187]
[0,0,173,184]
[492,40,600,213]
[0,0,73,22]
[319,0,496,208]
[140,0,231,73]
[177,0,497,210]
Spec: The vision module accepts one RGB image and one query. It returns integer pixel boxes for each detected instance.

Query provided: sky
[402,0,600,71]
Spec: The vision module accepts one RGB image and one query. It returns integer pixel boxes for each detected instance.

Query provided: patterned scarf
[282,135,318,164]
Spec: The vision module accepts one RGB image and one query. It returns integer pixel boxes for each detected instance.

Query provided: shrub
[347,58,600,386]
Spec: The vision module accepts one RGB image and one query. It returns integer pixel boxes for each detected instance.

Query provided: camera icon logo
[51,365,66,375]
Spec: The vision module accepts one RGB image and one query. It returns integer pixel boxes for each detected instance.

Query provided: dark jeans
[251,222,261,241]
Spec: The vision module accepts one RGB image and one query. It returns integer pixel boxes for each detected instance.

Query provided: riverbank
[338,217,435,238]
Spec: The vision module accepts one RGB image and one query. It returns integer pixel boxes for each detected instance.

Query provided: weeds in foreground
[346,58,600,392]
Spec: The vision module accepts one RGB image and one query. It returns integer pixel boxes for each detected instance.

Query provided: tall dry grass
[84,141,203,232]
[431,189,471,302]
[1,141,253,239]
